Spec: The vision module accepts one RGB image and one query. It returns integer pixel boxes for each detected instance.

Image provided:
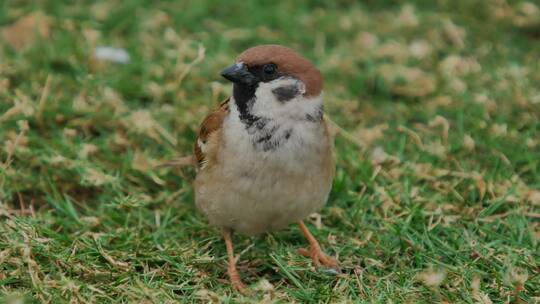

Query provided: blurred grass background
[0,0,539,302]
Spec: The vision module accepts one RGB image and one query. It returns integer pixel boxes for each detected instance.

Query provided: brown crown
[237,45,323,97]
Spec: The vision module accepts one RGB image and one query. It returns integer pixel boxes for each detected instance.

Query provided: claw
[297,221,341,273]
[298,245,340,272]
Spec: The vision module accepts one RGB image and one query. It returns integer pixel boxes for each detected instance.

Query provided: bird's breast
[221,114,328,176]
[193,102,334,235]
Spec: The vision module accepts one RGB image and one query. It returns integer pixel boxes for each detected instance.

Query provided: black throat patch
[232,83,259,127]
[232,83,295,152]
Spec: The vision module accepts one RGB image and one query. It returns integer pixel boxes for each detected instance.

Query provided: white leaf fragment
[94,46,130,63]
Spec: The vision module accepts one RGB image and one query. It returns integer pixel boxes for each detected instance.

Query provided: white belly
[195,162,331,235]
[194,110,333,235]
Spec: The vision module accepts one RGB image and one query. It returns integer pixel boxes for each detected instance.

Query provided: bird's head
[221,45,323,121]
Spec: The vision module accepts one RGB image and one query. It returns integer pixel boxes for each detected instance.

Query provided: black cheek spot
[272,85,300,102]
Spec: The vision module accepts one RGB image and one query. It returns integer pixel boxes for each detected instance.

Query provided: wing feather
[194,98,230,168]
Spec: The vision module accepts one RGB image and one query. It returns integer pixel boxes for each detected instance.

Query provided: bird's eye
[263,64,277,75]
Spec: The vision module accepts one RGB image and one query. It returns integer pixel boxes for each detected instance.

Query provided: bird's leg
[297,221,340,271]
[222,229,247,292]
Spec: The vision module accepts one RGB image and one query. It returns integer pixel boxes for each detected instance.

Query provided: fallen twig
[155,155,195,168]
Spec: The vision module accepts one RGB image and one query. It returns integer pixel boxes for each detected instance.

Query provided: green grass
[1,0,539,302]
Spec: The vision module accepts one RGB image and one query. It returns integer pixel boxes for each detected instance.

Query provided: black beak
[221,63,256,86]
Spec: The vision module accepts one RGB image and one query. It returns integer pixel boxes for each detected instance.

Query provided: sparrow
[193,44,338,291]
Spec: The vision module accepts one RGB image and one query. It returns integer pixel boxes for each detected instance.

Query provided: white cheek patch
[251,81,321,123]
[271,80,306,103]
[251,77,319,120]
[256,77,302,99]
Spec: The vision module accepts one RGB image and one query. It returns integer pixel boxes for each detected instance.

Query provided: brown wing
[194,98,230,169]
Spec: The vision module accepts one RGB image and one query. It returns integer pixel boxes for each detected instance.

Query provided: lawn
[0,0,539,303]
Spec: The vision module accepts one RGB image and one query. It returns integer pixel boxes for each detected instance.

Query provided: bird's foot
[222,229,251,294]
[227,265,250,294]
[298,244,340,272]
